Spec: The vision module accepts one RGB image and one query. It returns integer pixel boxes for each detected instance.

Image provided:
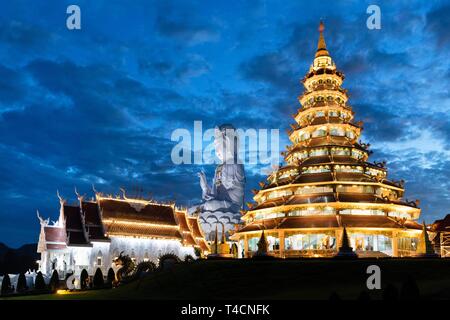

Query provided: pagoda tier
[232,22,424,258]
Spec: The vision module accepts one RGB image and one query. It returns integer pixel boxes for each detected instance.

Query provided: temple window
[267,235,280,251]
[278,169,298,179]
[340,209,384,216]
[302,165,330,174]
[330,127,345,137]
[267,189,293,199]
[366,168,386,177]
[284,233,336,250]
[398,237,418,253]
[310,148,328,156]
[316,111,325,117]
[248,237,259,251]
[331,147,350,156]
[346,130,355,139]
[96,250,103,266]
[334,165,363,173]
[336,185,373,193]
[388,212,411,220]
[293,151,308,161]
[329,110,339,117]
[351,149,363,159]
[300,132,310,141]
[288,206,335,216]
[254,212,285,220]
[349,233,392,253]
[295,185,333,195]
[312,127,327,137]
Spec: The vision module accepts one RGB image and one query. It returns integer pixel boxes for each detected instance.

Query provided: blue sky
[0,0,449,247]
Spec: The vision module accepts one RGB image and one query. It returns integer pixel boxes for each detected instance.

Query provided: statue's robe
[191,163,245,240]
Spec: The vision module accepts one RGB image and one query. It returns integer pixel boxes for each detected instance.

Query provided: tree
[34,271,46,291]
[80,269,89,290]
[1,274,12,295]
[106,268,116,288]
[49,270,59,293]
[93,268,104,289]
[16,273,28,292]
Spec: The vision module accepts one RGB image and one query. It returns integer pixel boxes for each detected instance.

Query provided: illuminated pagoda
[37,190,209,280]
[232,22,425,258]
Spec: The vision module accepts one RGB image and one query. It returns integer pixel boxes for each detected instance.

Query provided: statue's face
[214,131,225,162]
[214,126,238,163]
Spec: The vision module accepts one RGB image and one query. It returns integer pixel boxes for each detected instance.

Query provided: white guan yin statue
[189,124,245,240]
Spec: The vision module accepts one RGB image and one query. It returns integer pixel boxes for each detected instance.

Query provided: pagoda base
[334,248,358,259]
[207,253,234,260]
[412,253,440,258]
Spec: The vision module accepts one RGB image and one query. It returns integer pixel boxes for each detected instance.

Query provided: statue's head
[214,124,239,164]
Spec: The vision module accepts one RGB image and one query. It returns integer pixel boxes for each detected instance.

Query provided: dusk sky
[1,0,449,247]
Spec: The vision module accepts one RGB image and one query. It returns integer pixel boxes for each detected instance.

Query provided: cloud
[154,2,220,45]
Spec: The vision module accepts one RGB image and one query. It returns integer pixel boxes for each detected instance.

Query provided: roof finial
[316,20,329,58]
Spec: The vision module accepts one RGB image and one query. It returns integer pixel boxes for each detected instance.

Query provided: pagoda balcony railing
[397,249,418,257]
[283,249,336,258]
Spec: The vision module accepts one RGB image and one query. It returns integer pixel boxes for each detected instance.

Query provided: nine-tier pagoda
[232,22,424,258]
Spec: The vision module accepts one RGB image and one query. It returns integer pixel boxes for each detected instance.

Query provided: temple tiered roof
[235,22,422,244]
[38,192,209,252]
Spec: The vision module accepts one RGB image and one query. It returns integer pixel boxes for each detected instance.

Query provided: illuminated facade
[37,191,209,278]
[232,22,425,258]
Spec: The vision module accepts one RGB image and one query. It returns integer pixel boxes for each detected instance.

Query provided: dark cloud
[426,4,450,47]
[154,2,219,45]
[0,1,448,247]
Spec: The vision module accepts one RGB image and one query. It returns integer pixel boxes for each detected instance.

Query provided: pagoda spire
[315,20,329,58]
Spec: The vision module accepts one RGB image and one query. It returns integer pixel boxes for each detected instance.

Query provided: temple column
[244,234,249,258]
[392,231,399,257]
[279,230,285,258]
[335,228,343,249]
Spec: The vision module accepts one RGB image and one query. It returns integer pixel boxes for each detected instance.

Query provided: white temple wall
[88,241,111,275]
[38,237,197,277]
[109,236,196,264]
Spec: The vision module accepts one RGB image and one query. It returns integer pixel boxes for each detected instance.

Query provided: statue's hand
[198,171,208,191]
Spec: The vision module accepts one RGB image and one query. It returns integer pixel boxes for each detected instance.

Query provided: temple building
[37,190,209,278]
[231,22,425,258]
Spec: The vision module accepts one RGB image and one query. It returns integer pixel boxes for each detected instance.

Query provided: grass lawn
[5,258,450,300]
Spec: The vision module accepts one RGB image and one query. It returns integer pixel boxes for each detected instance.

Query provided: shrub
[34,271,46,291]
[80,269,89,290]
[106,268,116,288]
[93,268,104,289]
[49,270,59,293]
[1,274,12,295]
[16,273,28,292]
